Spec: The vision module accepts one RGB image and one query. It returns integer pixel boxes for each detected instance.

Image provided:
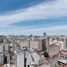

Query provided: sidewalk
[40,64,50,67]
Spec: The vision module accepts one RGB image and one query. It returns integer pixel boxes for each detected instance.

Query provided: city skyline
[0,0,67,35]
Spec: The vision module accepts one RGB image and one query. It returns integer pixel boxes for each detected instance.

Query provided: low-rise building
[57,49,67,67]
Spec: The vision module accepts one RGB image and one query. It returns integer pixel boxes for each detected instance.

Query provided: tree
[43,51,49,58]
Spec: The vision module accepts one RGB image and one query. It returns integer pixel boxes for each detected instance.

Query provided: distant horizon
[0,34,67,36]
[0,0,67,35]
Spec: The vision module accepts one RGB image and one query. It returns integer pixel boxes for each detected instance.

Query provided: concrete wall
[30,41,39,49]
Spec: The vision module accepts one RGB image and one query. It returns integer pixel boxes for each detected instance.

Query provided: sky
[0,0,67,35]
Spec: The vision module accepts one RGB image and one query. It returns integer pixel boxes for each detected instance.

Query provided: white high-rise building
[64,37,67,49]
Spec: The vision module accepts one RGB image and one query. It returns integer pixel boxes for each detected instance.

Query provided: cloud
[0,25,67,35]
[13,25,67,32]
[10,25,67,35]
[0,0,67,27]
[0,0,67,35]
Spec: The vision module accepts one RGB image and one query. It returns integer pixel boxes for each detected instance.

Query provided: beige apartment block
[20,40,42,52]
